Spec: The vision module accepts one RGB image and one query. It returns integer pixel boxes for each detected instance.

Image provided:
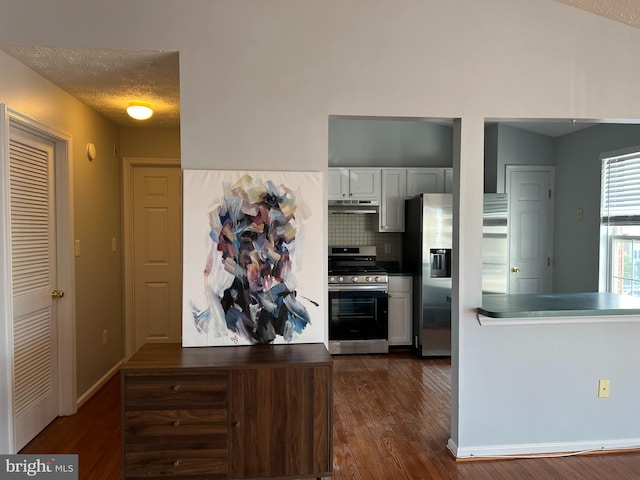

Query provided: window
[600,149,640,296]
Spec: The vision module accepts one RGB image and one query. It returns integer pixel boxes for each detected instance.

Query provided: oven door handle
[328,285,388,293]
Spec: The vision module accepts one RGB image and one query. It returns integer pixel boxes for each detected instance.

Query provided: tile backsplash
[328,214,402,262]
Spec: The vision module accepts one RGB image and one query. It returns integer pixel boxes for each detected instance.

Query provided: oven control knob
[337,276,344,283]
[352,276,359,282]
[375,276,383,283]
[366,276,373,282]
[329,276,335,283]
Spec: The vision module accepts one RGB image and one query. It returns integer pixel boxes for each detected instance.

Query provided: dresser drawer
[124,372,228,407]
[124,445,227,479]
[125,408,227,440]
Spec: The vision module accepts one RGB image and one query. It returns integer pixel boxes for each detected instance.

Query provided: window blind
[601,151,640,225]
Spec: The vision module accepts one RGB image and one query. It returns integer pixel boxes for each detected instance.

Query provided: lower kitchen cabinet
[388,276,412,346]
[121,343,333,480]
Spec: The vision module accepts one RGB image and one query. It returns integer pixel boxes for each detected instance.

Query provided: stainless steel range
[328,246,389,354]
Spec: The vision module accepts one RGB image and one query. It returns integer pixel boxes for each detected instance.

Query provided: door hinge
[549,189,552,199]
[547,256,551,266]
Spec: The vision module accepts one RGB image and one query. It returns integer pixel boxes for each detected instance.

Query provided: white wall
[329,118,453,167]
[484,123,556,195]
[495,124,556,192]
[120,127,181,158]
[0,50,123,452]
[554,124,640,293]
[2,0,640,457]
[0,52,125,395]
[486,122,640,294]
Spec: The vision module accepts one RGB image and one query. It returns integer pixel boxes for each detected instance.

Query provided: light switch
[111,237,118,253]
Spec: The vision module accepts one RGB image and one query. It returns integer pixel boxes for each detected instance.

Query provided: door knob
[51,289,65,299]
[511,267,520,273]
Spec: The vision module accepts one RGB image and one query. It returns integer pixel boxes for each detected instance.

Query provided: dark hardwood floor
[21,350,640,479]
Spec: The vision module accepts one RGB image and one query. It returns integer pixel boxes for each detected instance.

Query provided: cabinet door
[328,168,349,199]
[406,168,445,196]
[230,366,331,479]
[380,169,406,232]
[388,276,412,346]
[348,168,380,199]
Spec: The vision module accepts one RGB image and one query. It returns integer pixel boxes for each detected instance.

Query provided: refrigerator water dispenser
[430,248,451,278]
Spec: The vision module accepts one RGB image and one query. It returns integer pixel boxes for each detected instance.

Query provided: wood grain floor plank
[19,350,640,479]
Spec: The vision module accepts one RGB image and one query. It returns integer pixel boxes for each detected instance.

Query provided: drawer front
[125,447,227,478]
[124,372,228,407]
[125,408,227,440]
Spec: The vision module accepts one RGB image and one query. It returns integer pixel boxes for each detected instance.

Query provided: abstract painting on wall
[182,170,325,347]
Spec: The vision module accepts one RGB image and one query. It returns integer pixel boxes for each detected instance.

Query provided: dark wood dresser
[121,342,333,480]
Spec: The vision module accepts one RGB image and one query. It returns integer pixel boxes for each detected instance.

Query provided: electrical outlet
[75,239,81,257]
[103,329,108,347]
[598,379,610,398]
[111,237,117,253]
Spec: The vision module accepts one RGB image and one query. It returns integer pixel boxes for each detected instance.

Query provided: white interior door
[132,165,182,351]
[507,166,554,294]
[9,126,59,451]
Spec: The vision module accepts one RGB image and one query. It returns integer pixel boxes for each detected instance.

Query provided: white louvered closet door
[9,126,58,451]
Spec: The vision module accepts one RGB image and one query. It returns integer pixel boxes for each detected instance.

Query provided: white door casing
[123,158,181,359]
[0,105,76,453]
[506,166,554,294]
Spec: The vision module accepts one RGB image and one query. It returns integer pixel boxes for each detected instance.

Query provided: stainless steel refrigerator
[482,193,509,295]
[403,194,452,357]
[403,193,509,357]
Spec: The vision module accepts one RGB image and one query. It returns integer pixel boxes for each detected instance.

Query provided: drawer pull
[173,459,180,467]
[232,421,240,428]
[173,420,181,427]
[172,384,181,392]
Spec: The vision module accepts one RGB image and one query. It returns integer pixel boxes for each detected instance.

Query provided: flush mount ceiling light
[126,101,153,120]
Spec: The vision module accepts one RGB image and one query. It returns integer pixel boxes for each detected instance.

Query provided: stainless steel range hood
[328,199,379,214]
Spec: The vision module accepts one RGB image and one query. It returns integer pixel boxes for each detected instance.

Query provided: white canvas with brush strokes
[182,170,325,346]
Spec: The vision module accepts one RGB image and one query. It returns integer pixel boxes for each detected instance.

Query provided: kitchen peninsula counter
[477,292,640,326]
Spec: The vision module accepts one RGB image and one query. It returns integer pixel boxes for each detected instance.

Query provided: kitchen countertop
[478,292,640,323]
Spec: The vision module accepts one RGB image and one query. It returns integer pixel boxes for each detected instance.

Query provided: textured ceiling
[1,2,638,131]
[555,0,640,29]
[0,46,180,128]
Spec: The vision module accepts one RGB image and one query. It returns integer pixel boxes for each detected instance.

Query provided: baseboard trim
[448,437,640,460]
[76,359,124,409]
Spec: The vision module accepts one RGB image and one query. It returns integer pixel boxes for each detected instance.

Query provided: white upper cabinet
[348,168,380,199]
[379,169,406,232]
[405,168,445,197]
[328,168,380,200]
[329,166,451,232]
[444,168,453,193]
[328,168,349,199]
